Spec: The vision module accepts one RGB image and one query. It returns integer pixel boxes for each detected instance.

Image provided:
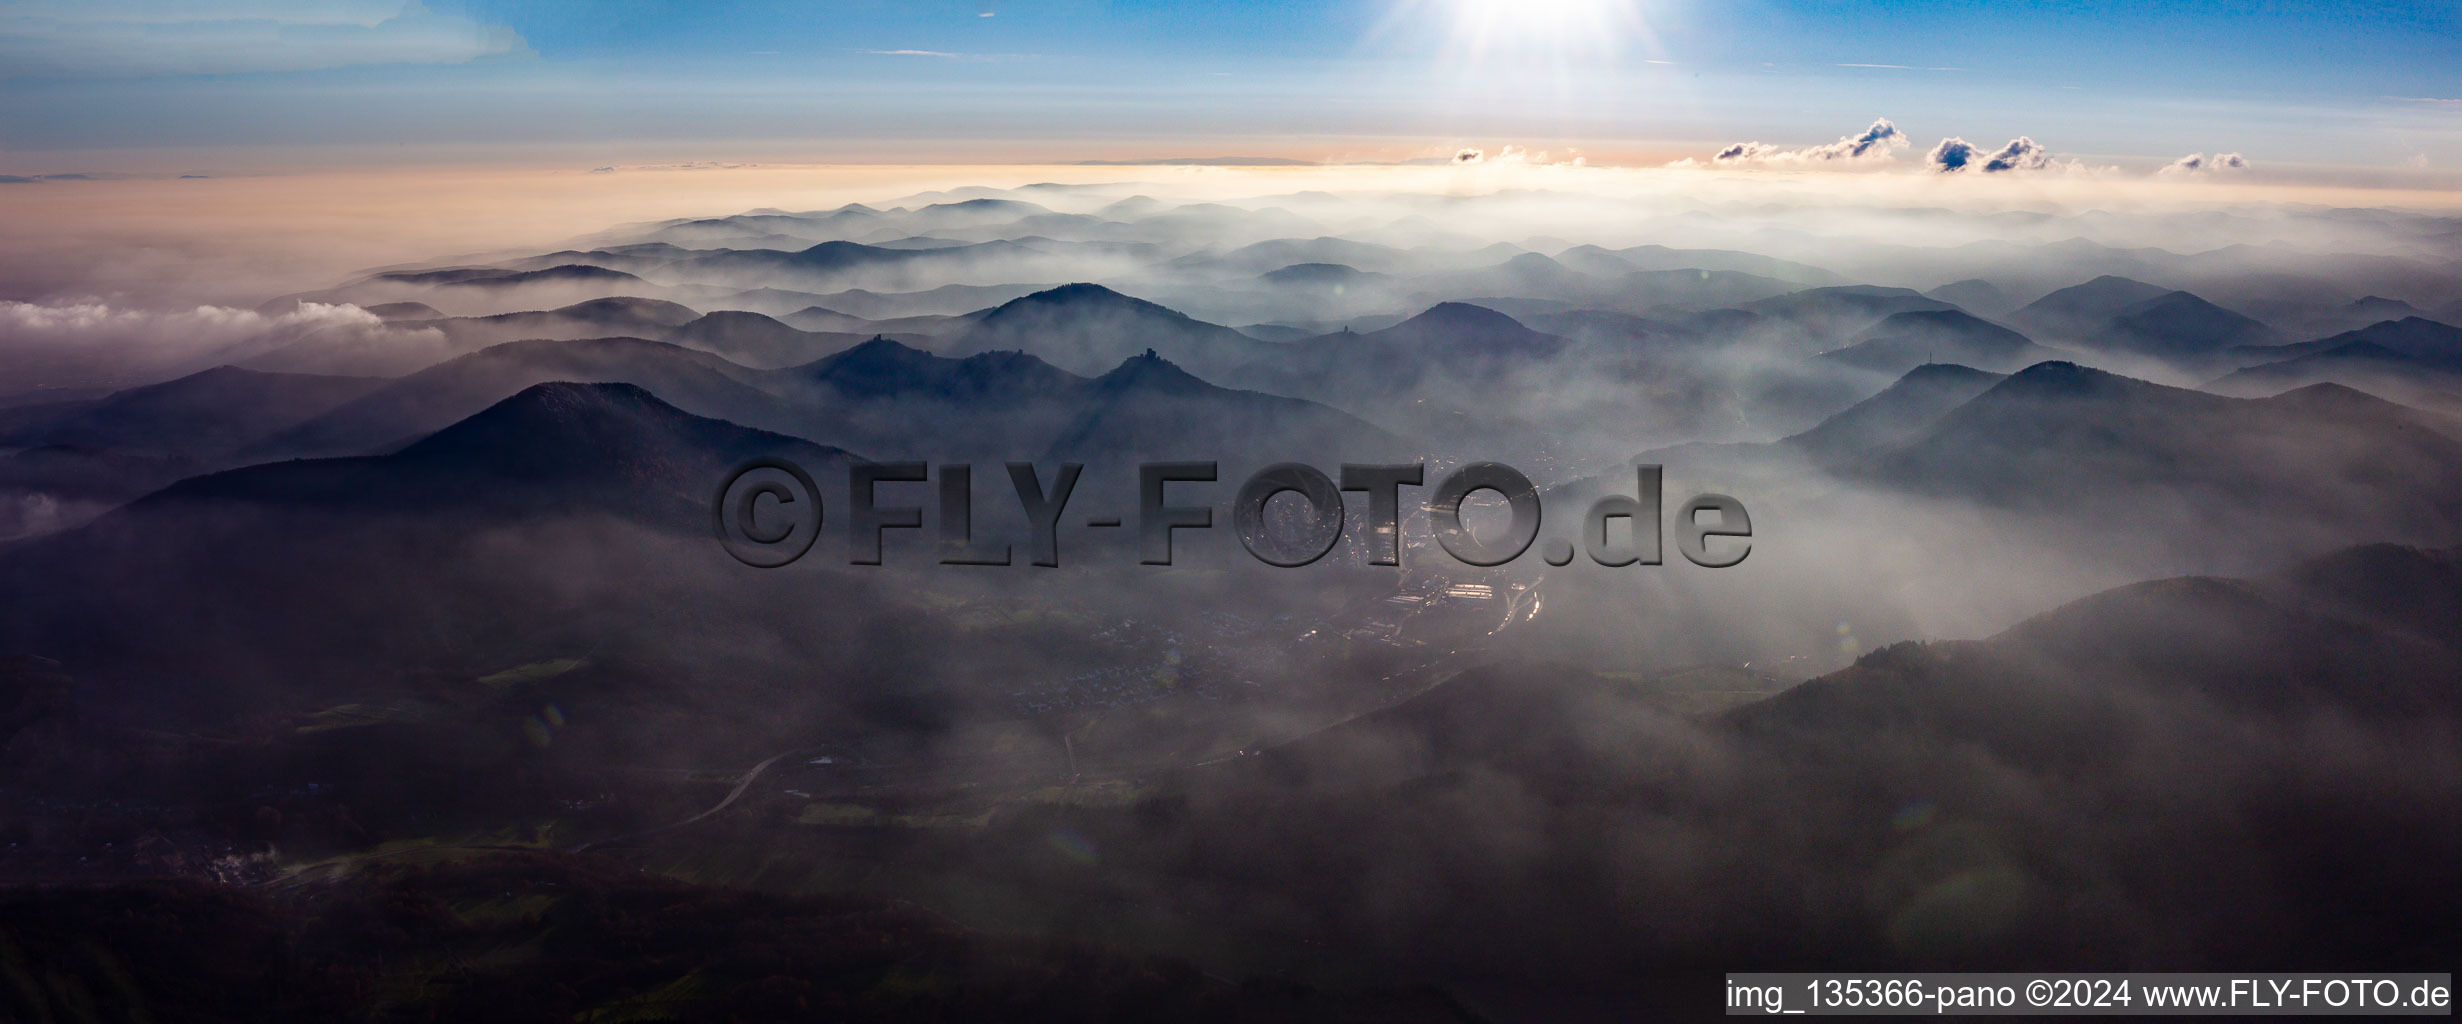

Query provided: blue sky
[1,0,2456,171]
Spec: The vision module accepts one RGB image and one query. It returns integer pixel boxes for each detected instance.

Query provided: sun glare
[1444,0,1646,62]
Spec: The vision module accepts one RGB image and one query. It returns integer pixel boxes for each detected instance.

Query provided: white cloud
[2159,152,2250,175]
[0,1,527,77]
[1691,118,1907,168]
[1926,135,2100,174]
[0,299,448,377]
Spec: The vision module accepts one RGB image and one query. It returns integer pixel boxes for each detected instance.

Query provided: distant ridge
[1866,360,2462,547]
[944,283,1277,378]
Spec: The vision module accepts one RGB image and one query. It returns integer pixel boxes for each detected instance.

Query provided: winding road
[568,746,818,853]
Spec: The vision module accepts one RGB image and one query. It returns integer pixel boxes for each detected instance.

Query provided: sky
[0,0,2457,175]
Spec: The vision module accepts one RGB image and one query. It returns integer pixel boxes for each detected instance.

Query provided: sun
[1442,0,1648,62]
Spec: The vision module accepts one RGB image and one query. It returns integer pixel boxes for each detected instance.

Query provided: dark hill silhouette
[1660,292,1984,435]
[1785,362,2007,468]
[360,301,443,321]
[760,336,1393,464]
[676,284,840,314]
[2269,541,2462,645]
[792,336,1078,402]
[1148,543,2462,982]
[1365,301,1561,358]
[388,298,895,371]
[240,296,711,377]
[1200,236,1410,274]
[2342,295,2426,316]
[416,297,702,353]
[1518,308,1695,347]
[666,310,865,369]
[1867,361,2462,548]
[777,304,955,337]
[0,384,857,723]
[1234,323,1318,343]
[2221,317,2462,368]
[1230,301,1565,405]
[943,283,1280,378]
[625,208,889,248]
[2206,336,2462,406]
[38,379,844,562]
[1215,302,1592,444]
[533,295,701,326]
[1488,251,1594,290]
[1094,194,1165,218]
[261,264,664,321]
[361,382,833,520]
[0,366,395,533]
[0,445,198,502]
[0,366,388,458]
[0,445,202,539]
[2009,274,2172,335]
[1543,244,1638,277]
[1258,262,1379,287]
[803,282,1052,319]
[1737,286,1956,350]
[1922,278,2013,318]
[41,378,829,522]
[244,338,795,460]
[768,337,1089,460]
[667,239,1049,293]
[376,264,642,289]
[1043,351,1399,463]
[1820,309,2057,375]
[899,197,1053,230]
[1740,543,2462,746]
[2299,294,2433,335]
[2093,290,2280,363]
[495,246,696,277]
[1630,363,2006,483]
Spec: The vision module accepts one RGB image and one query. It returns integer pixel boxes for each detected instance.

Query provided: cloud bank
[0,299,447,380]
[1701,118,1907,166]
[1675,119,2229,178]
